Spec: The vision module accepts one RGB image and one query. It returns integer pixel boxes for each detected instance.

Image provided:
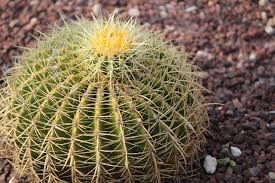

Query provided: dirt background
[0,0,275,182]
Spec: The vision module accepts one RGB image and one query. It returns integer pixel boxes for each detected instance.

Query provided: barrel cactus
[0,16,209,182]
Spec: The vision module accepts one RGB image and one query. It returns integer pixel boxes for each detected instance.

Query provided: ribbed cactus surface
[0,17,209,183]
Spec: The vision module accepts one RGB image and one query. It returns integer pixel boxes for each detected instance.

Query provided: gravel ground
[1,0,275,182]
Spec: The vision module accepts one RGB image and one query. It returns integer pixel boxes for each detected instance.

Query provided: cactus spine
[0,16,209,183]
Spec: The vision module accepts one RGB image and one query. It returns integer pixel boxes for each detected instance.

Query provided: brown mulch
[0,0,275,182]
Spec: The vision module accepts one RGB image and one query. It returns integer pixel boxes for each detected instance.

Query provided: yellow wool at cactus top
[90,24,133,58]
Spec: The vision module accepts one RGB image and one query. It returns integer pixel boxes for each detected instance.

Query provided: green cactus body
[0,17,209,183]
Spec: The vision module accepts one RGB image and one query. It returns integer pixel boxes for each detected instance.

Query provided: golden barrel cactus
[0,16,209,183]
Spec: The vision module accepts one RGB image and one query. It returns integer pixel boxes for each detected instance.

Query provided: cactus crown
[0,16,209,183]
[90,20,133,57]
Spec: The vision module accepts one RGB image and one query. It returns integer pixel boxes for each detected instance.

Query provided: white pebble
[143,22,151,28]
[185,6,198,13]
[269,172,275,180]
[265,26,274,35]
[128,7,140,17]
[159,6,168,18]
[230,146,242,157]
[249,52,257,61]
[259,0,268,6]
[261,12,267,21]
[160,10,168,18]
[196,50,209,58]
[203,155,217,174]
[9,19,19,28]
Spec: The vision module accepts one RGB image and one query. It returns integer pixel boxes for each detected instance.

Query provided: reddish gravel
[1,0,275,182]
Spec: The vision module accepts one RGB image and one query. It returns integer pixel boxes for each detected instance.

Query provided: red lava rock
[267,16,275,27]
[270,161,275,172]
[266,133,275,143]
[0,0,275,182]
[210,176,216,183]
[233,134,245,144]
[0,174,7,183]
[249,166,261,177]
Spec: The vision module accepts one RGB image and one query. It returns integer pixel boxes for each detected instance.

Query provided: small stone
[225,109,234,115]
[258,151,266,162]
[230,146,242,157]
[203,155,217,174]
[226,167,233,175]
[268,122,275,131]
[92,3,102,16]
[24,17,38,31]
[261,12,267,21]
[30,0,39,5]
[166,25,175,31]
[143,22,151,28]
[221,148,231,156]
[258,0,268,6]
[222,143,230,148]
[232,98,243,109]
[270,160,275,171]
[269,172,275,180]
[199,12,205,19]
[9,19,19,28]
[267,17,275,27]
[160,9,168,18]
[266,133,275,142]
[196,50,209,58]
[75,0,86,5]
[233,134,244,144]
[265,26,274,35]
[128,7,140,17]
[268,85,275,93]
[249,52,257,61]
[0,174,6,183]
[208,0,215,6]
[249,166,260,177]
[225,167,233,179]
[185,6,198,13]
